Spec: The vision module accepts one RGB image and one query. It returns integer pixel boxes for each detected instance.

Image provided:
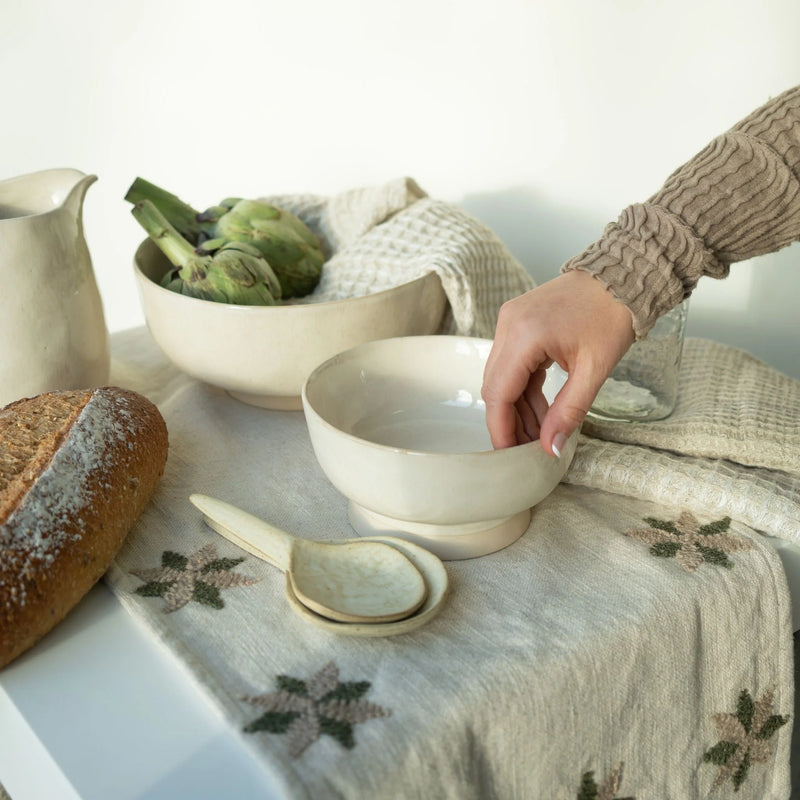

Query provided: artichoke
[131,199,280,306]
[125,177,324,298]
[213,199,324,298]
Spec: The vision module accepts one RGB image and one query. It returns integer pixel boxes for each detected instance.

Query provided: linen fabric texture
[104,179,795,798]
[266,176,534,338]
[106,329,794,799]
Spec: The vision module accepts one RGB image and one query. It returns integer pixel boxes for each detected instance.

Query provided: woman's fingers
[482,271,636,452]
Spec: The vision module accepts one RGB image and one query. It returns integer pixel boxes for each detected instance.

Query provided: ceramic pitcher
[0,168,110,407]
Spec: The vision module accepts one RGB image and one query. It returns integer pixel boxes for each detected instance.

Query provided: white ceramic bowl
[302,336,579,560]
[134,238,447,409]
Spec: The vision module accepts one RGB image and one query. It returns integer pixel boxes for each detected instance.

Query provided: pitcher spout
[0,168,97,219]
[61,170,98,224]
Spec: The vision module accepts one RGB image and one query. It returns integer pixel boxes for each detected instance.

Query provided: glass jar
[588,299,689,422]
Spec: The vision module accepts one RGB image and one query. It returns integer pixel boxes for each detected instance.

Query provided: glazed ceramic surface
[190,493,428,624]
[134,238,447,410]
[0,169,109,407]
[302,336,579,559]
[284,535,449,637]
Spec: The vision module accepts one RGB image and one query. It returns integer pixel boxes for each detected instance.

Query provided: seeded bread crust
[0,387,168,668]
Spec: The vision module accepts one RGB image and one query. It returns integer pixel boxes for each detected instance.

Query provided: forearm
[562,86,800,339]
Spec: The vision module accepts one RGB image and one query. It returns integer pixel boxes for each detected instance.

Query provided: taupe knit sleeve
[561,86,800,339]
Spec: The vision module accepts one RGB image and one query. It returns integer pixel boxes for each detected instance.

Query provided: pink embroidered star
[703,687,789,790]
[578,762,634,800]
[242,661,392,758]
[625,511,752,573]
[132,543,260,612]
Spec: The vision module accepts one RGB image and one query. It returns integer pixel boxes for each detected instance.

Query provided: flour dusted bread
[0,387,168,668]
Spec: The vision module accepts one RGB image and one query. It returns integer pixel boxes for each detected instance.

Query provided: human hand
[481,270,635,455]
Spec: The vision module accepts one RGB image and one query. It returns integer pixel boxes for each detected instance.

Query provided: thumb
[539,365,605,457]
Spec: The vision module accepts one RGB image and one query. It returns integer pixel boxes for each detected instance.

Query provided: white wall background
[3,0,799,379]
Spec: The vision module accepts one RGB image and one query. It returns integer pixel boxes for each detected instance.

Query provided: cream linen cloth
[105,328,793,799]
[265,177,534,337]
[102,182,794,798]
[569,339,800,544]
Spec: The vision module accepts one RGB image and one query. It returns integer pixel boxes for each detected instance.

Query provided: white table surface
[2,537,800,800]
[0,581,285,800]
[2,507,799,800]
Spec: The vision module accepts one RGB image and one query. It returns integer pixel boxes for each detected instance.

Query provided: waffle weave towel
[581,338,800,475]
[568,338,800,544]
[266,176,535,338]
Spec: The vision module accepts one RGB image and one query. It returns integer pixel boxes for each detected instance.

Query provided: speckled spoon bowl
[284,535,450,637]
[189,494,428,624]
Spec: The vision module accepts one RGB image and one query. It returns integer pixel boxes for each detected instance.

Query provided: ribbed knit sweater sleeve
[561,85,800,339]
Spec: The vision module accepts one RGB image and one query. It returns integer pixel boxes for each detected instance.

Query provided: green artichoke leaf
[219,197,244,210]
[217,240,267,259]
[161,275,185,293]
[213,199,324,298]
[250,238,322,298]
[215,241,282,301]
[201,247,279,305]
[221,199,282,228]
[196,205,231,225]
[129,182,325,301]
[195,236,229,253]
[219,229,314,295]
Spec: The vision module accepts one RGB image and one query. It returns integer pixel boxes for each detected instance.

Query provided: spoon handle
[189,494,293,571]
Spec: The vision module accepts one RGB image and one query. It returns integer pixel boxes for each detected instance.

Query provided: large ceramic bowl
[134,238,447,410]
[302,336,579,560]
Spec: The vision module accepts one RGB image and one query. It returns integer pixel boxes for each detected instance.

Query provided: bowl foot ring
[226,390,303,410]
[347,503,532,561]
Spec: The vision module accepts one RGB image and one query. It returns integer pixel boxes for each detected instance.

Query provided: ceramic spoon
[189,494,428,623]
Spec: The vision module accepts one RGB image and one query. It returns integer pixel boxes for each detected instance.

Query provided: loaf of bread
[0,386,168,668]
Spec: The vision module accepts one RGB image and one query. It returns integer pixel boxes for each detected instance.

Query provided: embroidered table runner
[105,328,794,799]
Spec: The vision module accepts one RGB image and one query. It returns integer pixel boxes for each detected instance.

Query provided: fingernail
[552,432,567,458]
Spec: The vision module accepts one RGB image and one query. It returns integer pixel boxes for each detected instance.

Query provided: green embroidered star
[703,687,789,791]
[242,661,392,758]
[624,511,752,573]
[132,543,260,612]
[577,762,635,800]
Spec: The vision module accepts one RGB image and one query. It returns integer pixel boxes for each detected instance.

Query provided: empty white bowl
[134,238,447,410]
[302,336,578,559]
